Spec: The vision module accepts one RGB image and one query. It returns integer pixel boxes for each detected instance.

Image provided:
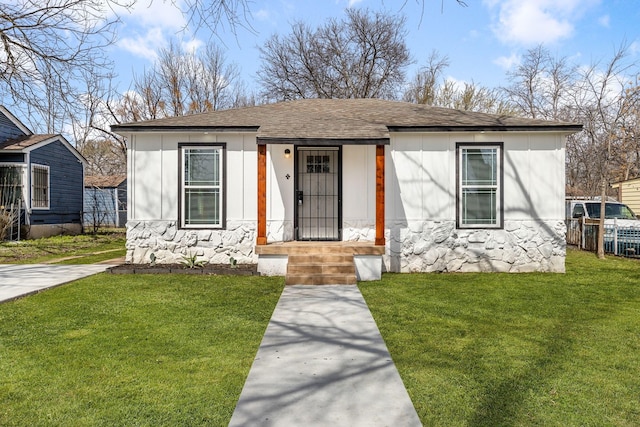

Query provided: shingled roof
[111,98,582,141]
[0,134,58,150]
[85,175,127,188]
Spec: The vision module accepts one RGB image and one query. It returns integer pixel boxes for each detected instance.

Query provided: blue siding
[84,187,118,227]
[0,111,26,141]
[29,140,84,225]
[83,180,127,227]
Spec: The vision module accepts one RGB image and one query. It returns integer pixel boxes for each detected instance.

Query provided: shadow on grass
[468,320,573,426]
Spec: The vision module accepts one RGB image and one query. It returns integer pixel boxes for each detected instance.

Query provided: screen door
[295,147,341,240]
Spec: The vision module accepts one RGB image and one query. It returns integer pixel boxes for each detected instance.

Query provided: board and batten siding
[126,129,567,271]
[381,131,566,273]
[128,133,261,223]
[386,132,565,222]
[29,140,84,224]
[129,131,565,229]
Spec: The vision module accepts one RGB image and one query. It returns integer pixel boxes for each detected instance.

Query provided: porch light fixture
[284,148,291,159]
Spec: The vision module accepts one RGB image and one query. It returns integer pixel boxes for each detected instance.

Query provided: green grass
[359,249,640,426]
[0,274,284,426]
[3,249,639,426]
[0,231,125,264]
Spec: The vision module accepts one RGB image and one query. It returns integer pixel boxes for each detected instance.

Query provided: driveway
[0,264,111,303]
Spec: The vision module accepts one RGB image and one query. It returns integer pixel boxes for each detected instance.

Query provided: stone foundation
[126,220,258,265]
[127,219,566,273]
[383,220,566,273]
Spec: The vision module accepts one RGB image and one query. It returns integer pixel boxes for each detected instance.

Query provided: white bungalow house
[112,99,581,281]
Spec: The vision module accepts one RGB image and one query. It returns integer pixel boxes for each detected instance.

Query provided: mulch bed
[107,263,259,276]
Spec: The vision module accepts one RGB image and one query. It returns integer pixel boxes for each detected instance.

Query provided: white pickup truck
[568,200,639,222]
[567,200,640,255]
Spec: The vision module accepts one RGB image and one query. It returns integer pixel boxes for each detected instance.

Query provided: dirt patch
[107,263,259,276]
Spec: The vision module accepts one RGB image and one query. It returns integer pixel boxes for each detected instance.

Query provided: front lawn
[0,274,284,426]
[2,249,639,426]
[0,231,125,264]
[360,249,640,426]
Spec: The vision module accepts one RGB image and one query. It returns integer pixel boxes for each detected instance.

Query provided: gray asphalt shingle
[111,98,582,140]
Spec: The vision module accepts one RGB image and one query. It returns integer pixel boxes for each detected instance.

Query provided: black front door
[295,147,341,240]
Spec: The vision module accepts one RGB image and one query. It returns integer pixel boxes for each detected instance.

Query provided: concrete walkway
[229,285,422,427]
[0,264,112,303]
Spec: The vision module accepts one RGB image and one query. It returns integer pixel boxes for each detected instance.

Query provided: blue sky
[109,0,640,94]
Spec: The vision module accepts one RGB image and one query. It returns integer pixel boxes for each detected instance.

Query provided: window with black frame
[457,144,503,228]
[180,144,224,228]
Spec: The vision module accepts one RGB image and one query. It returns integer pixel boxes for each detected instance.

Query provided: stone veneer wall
[126,220,259,265]
[127,219,566,273]
[383,220,566,273]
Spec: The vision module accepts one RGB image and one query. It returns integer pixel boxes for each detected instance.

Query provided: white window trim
[179,144,225,229]
[0,163,27,209]
[457,143,503,229]
[31,164,50,210]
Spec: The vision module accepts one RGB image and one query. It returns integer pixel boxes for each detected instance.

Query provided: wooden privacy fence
[566,218,640,257]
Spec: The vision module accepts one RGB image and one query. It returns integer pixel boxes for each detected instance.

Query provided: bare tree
[0,0,123,132]
[1,0,256,134]
[403,51,450,105]
[176,0,252,36]
[614,80,640,182]
[259,9,411,100]
[188,44,241,112]
[501,45,606,199]
[73,38,251,178]
[127,41,241,118]
[404,50,515,114]
[502,45,576,121]
[78,139,127,176]
[569,45,632,258]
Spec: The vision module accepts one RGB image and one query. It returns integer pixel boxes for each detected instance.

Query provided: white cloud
[114,0,197,63]
[484,0,598,45]
[598,14,610,28]
[117,0,186,31]
[255,9,271,21]
[118,28,166,62]
[494,53,520,70]
[181,38,204,54]
[336,0,362,7]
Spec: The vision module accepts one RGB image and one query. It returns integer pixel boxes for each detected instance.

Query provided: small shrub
[180,253,207,269]
[0,211,10,241]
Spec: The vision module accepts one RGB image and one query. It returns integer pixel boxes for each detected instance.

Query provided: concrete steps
[285,250,356,286]
[255,242,386,284]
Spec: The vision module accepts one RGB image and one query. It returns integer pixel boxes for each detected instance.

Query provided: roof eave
[111,125,260,133]
[387,125,584,133]
[257,137,390,145]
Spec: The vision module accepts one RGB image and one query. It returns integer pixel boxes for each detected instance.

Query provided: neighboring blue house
[0,106,86,239]
[84,175,127,229]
